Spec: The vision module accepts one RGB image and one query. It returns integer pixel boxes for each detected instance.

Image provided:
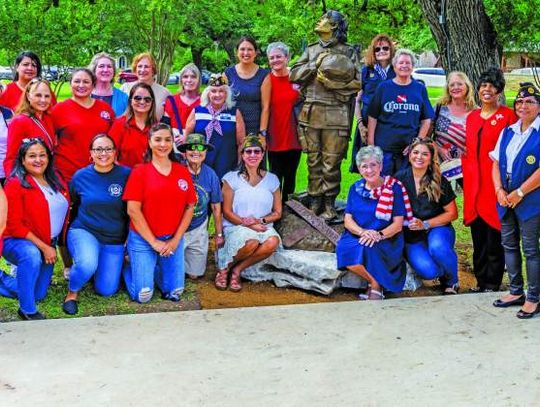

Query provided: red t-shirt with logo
[51,99,114,182]
[0,82,58,112]
[108,116,150,168]
[123,162,197,236]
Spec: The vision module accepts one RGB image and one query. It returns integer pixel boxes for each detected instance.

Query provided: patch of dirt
[195,243,477,309]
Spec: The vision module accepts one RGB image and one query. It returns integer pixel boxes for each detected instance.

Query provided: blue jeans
[382,151,409,176]
[501,210,540,303]
[67,228,125,296]
[405,225,458,286]
[124,230,185,303]
[0,238,55,314]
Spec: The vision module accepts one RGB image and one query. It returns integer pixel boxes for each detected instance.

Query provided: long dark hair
[14,51,42,81]
[409,138,442,202]
[125,82,156,127]
[143,123,180,163]
[9,138,63,192]
[324,10,348,43]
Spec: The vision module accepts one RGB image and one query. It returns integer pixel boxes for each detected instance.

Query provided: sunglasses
[244,148,263,156]
[22,137,43,145]
[133,95,153,103]
[91,147,115,154]
[187,144,207,152]
[375,46,390,53]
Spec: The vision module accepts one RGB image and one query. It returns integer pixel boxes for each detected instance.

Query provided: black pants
[470,217,505,290]
[268,149,301,203]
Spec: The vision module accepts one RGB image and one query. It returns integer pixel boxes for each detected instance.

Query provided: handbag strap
[167,95,183,134]
[30,115,54,148]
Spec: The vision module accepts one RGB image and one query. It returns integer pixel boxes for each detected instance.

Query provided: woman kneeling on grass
[62,134,131,315]
[395,138,459,294]
[123,123,196,303]
[215,135,281,292]
[0,139,69,320]
[336,145,408,300]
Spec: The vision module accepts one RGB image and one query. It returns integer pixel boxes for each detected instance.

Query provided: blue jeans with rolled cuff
[0,238,56,314]
[123,230,185,303]
[500,210,540,303]
[67,228,125,297]
[405,225,459,287]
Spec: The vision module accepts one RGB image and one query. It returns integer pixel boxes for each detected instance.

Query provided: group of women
[0,38,295,319]
[345,33,540,319]
[0,31,539,321]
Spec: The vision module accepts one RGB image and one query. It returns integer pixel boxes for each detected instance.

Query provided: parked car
[412,67,446,87]
[167,72,180,85]
[201,69,212,85]
[508,67,540,76]
[0,66,14,80]
[118,69,138,84]
[43,66,59,81]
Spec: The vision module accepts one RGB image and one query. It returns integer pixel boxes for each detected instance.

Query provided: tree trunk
[191,48,203,70]
[417,0,500,89]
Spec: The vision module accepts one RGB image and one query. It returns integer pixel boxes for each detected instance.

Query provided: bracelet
[378,231,385,239]
[216,233,223,237]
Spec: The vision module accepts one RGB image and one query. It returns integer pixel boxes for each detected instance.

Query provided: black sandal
[516,304,540,319]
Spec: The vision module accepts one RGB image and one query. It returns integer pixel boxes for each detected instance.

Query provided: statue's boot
[319,195,337,220]
[309,195,323,215]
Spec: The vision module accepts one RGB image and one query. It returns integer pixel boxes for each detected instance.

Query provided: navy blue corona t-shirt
[368,79,434,153]
[69,164,131,244]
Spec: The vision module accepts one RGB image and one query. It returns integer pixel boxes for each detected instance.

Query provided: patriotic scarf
[374,63,388,81]
[205,104,224,141]
[357,176,413,224]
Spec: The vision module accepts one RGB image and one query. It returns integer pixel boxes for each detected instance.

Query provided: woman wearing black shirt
[395,138,459,294]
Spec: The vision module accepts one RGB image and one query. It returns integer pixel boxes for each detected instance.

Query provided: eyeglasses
[515,99,539,106]
[244,148,263,156]
[133,95,153,103]
[375,46,390,53]
[91,147,115,154]
[187,144,207,152]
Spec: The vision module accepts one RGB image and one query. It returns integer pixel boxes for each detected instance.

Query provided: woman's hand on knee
[42,245,57,264]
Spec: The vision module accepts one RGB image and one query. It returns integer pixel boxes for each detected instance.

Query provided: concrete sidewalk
[1,293,538,406]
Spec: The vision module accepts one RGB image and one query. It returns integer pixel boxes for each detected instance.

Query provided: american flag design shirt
[434,106,467,157]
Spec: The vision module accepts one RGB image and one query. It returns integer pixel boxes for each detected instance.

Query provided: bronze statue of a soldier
[290,10,361,220]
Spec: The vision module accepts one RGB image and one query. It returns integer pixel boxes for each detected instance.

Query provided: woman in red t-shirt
[109,82,157,168]
[4,78,56,176]
[51,68,115,183]
[123,123,196,303]
[266,42,302,203]
[0,51,57,112]
[163,63,201,146]
[462,67,517,292]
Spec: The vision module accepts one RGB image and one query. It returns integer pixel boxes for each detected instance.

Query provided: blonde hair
[16,78,53,116]
[364,34,395,68]
[409,138,442,202]
[200,85,235,109]
[131,52,157,75]
[438,71,476,110]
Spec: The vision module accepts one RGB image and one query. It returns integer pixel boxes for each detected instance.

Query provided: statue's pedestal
[241,196,367,294]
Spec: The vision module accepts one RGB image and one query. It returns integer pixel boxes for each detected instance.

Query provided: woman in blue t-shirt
[62,134,131,315]
[367,49,434,176]
[178,133,223,280]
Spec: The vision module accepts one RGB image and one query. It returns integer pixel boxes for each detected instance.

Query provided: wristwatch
[261,217,267,225]
[517,187,525,198]
[422,221,431,230]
